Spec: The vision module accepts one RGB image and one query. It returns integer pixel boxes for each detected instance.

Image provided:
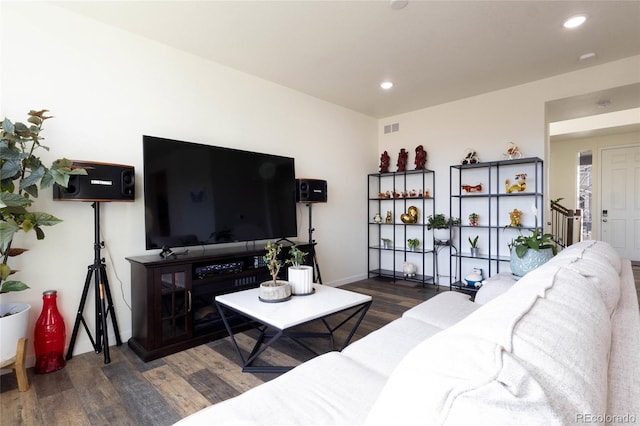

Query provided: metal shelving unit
[449,157,544,293]
[367,169,437,286]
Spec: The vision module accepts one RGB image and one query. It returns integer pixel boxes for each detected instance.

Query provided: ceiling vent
[384,123,400,134]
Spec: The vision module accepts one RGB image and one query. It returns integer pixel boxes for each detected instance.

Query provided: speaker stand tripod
[66,202,122,364]
[306,203,323,284]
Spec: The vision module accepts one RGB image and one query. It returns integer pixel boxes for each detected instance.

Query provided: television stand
[126,240,314,361]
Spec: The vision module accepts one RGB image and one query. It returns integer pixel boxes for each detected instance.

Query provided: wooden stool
[3,338,29,391]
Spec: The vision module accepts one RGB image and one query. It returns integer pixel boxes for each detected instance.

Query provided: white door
[600,145,640,261]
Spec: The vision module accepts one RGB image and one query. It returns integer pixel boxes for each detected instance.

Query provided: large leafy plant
[507,205,557,259]
[508,228,557,259]
[0,110,86,293]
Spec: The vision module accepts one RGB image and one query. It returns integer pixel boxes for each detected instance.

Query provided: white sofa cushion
[342,317,443,377]
[402,291,479,329]
[176,351,385,426]
[366,261,614,425]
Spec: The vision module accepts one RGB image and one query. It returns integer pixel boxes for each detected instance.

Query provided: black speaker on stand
[296,179,327,284]
[55,161,134,364]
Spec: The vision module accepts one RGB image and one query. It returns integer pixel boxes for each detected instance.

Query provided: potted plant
[0,109,85,366]
[508,206,557,278]
[427,213,460,241]
[259,241,292,302]
[381,238,392,249]
[468,235,479,257]
[287,245,313,295]
[407,238,420,251]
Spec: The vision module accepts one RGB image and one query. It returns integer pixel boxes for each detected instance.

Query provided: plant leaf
[29,212,62,227]
[0,280,29,292]
[0,220,20,251]
[1,118,15,134]
[0,192,32,208]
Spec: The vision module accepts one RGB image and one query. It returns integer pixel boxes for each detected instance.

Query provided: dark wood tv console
[126,241,315,361]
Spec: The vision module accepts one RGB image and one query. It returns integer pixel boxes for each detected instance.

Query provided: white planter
[258,280,291,302]
[288,266,314,295]
[433,228,450,242]
[0,303,31,367]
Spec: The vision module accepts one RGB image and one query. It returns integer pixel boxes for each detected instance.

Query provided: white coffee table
[215,285,372,373]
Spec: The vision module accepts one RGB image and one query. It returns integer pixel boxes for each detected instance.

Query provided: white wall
[377,55,640,282]
[1,2,376,364]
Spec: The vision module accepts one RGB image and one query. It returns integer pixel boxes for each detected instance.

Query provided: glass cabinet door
[156,267,191,344]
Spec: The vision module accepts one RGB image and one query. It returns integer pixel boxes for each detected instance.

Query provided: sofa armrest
[474,272,516,305]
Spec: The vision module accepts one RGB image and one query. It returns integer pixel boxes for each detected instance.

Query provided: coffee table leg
[217,301,289,372]
[217,299,372,373]
[337,300,371,350]
[216,301,248,367]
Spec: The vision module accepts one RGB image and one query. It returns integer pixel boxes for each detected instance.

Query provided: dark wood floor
[0,278,440,426]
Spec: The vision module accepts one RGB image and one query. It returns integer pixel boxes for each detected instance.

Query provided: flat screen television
[143,135,297,251]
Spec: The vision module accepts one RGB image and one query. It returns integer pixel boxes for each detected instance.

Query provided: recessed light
[390,0,408,10]
[579,52,597,62]
[563,15,587,29]
[380,81,394,90]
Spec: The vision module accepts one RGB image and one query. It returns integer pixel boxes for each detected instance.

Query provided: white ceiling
[56,1,640,119]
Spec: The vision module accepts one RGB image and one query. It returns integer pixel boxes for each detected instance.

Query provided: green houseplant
[407,238,420,251]
[287,245,313,295]
[427,213,460,241]
[468,235,479,257]
[508,228,557,259]
[259,241,292,302]
[0,110,85,293]
[426,213,460,230]
[0,109,85,367]
[507,205,557,278]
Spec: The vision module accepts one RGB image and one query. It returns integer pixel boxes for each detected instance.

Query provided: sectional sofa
[176,240,640,425]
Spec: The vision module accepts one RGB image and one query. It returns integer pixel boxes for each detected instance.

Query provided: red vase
[34,290,66,374]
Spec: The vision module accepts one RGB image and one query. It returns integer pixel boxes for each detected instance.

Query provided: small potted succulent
[407,238,420,252]
[259,241,291,302]
[468,235,479,257]
[287,245,313,295]
[381,238,392,249]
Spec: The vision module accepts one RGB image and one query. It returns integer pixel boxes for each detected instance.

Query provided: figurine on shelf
[397,148,408,172]
[461,149,480,165]
[464,268,484,288]
[505,173,527,193]
[461,183,483,193]
[385,211,393,223]
[379,151,391,173]
[504,142,522,160]
[468,212,479,226]
[414,145,427,170]
[401,206,419,224]
[373,213,382,223]
[409,189,417,197]
[509,208,523,226]
[403,262,417,278]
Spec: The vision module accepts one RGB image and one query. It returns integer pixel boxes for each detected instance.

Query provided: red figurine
[379,151,390,173]
[34,290,66,374]
[397,148,408,172]
[414,145,427,170]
